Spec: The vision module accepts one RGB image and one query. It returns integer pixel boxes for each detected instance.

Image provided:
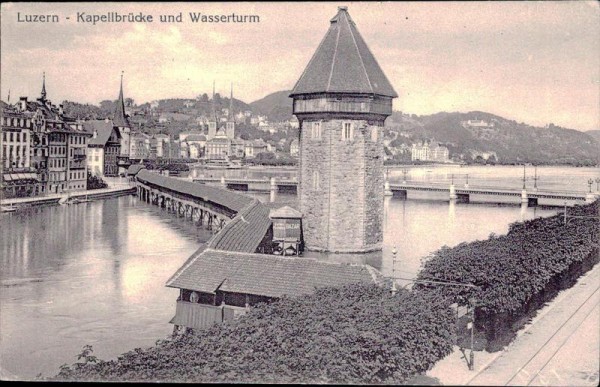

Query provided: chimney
[59,104,64,115]
[93,129,98,139]
[19,97,27,111]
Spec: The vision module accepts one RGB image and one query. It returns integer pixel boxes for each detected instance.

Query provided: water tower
[289,6,397,252]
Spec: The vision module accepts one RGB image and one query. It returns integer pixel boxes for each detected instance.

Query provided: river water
[1,166,598,379]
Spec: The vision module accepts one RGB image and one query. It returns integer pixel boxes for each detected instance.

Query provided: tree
[255,151,276,161]
[87,172,108,190]
[99,100,116,115]
[198,93,209,103]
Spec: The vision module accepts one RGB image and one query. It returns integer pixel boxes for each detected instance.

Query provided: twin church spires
[208,81,236,140]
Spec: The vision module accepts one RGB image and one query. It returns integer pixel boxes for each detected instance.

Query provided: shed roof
[290,7,397,98]
[166,248,382,298]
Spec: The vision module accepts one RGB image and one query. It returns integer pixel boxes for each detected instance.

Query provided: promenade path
[428,263,599,386]
[1,179,135,207]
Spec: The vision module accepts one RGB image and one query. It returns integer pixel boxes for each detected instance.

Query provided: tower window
[342,122,353,140]
[312,170,320,190]
[371,127,378,142]
[311,121,321,139]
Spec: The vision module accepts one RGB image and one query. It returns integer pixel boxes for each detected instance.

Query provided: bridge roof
[166,248,382,298]
[136,169,253,212]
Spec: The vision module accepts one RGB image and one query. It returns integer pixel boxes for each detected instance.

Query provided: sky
[1,1,598,131]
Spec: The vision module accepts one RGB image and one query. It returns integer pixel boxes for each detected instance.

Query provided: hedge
[416,200,599,350]
[53,284,455,383]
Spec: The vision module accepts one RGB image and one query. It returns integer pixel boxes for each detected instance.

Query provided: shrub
[53,283,455,383]
[416,200,599,350]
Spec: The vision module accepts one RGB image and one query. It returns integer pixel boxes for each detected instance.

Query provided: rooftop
[290,7,397,98]
[208,199,273,253]
[84,120,119,146]
[166,248,382,298]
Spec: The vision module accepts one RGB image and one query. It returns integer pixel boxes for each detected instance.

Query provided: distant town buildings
[461,119,495,129]
[411,140,450,163]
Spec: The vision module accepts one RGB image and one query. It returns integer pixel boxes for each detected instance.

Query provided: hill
[249,90,293,122]
[586,130,600,143]
[386,111,599,165]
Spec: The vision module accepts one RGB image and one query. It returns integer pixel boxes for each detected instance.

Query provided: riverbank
[1,186,136,211]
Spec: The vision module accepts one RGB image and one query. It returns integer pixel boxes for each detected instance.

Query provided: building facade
[411,140,450,163]
[66,125,91,191]
[85,120,121,177]
[2,75,91,196]
[290,7,397,252]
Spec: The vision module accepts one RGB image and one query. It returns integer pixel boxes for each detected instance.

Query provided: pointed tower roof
[228,83,234,121]
[40,72,47,101]
[290,6,397,98]
[113,71,130,128]
[211,80,218,123]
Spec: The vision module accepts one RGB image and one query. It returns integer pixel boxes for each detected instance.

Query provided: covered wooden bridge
[135,169,255,232]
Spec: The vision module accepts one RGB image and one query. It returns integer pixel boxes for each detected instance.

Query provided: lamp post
[522,164,527,189]
[469,296,476,370]
[533,165,538,191]
[391,246,398,296]
[402,168,408,184]
[465,173,469,188]
[451,173,454,185]
[588,179,594,193]
[595,178,600,192]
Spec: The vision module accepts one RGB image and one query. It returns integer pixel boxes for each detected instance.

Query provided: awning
[2,173,39,182]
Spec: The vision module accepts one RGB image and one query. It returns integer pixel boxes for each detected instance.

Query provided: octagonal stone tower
[290,6,398,253]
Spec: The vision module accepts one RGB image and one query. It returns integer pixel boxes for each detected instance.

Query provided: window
[311,121,321,139]
[371,127,378,142]
[342,122,353,140]
[312,170,320,190]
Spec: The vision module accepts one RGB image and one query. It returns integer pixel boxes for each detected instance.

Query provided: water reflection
[0,197,208,379]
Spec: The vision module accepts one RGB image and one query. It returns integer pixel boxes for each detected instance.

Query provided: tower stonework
[290,7,397,253]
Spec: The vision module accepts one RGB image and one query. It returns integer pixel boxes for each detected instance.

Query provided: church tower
[114,72,131,172]
[226,83,235,139]
[207,81,218,140]
[40,72,47,101]
[290,6,397,253]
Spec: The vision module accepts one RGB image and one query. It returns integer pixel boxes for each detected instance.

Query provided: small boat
[70,193,92,204]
